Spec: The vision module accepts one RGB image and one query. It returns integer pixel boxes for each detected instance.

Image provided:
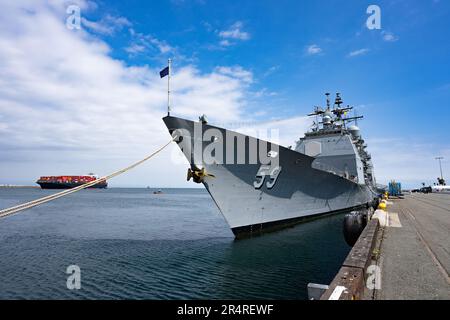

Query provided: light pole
[435,157,444,181]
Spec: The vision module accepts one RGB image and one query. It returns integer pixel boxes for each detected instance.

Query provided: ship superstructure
[296,93,376,189]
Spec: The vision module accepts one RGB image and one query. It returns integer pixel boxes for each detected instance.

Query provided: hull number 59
[253,165,282,189]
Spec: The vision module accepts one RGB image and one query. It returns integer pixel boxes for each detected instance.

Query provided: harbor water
[0,188,351,299]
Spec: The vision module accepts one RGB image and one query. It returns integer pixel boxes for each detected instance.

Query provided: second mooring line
[0,138,175,219]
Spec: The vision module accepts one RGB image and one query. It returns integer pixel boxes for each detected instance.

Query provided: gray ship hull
[163,116,378,237]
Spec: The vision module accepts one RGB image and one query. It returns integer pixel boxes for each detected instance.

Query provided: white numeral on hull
[253,165,282,189]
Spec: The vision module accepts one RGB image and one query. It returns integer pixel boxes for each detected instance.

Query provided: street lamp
[435,156,444,182]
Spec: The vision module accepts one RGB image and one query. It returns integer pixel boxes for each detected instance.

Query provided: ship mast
[306,93,364,131]
[167,58,171,116]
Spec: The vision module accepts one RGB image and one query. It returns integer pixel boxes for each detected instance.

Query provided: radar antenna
[306,93,363,131]
[331,93,353,120]
[307,106,325,117]
[334,92,343,108]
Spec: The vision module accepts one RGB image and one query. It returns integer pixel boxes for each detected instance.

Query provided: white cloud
[219,21,250,41]
[214,66,253,84]
[217,21,250,47]
[124,43,146,54]
[82,14,131,35]
[382,31,399,42]
[81,18,113,34]
[306,44,322,55]
[0,0,252,187]
[347,48,370,57]
[219,39,232,47]
[263,65,279,77]
[252,88,277,98]
[126,28,174,56]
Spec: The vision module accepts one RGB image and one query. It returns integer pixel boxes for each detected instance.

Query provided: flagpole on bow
[167,58,171,116]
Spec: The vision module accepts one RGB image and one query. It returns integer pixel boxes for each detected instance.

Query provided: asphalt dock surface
[375,193,450,300]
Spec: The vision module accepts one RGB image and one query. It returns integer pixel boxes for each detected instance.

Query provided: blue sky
[0,0,449,188]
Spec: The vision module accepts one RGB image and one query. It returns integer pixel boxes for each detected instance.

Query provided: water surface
[0,188,351,299]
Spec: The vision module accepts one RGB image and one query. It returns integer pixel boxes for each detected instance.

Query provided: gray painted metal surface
[163,94,378,236]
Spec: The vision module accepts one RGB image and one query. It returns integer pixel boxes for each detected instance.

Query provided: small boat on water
[153,189,163,194]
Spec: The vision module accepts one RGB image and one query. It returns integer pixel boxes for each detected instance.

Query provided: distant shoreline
[0,185,40,189]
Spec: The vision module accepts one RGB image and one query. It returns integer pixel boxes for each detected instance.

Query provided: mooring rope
[0,138,175,219]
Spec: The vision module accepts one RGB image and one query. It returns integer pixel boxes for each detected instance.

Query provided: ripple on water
[0,188,351,299]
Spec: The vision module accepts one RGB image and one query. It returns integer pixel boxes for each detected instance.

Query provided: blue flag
[159,66,169,78]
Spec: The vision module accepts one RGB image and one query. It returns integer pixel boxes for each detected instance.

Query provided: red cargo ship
[36,174,107,189]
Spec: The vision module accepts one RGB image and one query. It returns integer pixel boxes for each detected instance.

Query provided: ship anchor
[187,167,215,184]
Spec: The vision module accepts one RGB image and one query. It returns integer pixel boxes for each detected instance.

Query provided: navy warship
[163,93,379,237]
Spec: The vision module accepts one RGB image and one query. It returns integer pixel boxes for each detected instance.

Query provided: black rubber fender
[343,211,367,247]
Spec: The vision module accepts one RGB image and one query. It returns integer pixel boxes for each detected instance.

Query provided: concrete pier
[319,193,449,300]
[374,193,450,300]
